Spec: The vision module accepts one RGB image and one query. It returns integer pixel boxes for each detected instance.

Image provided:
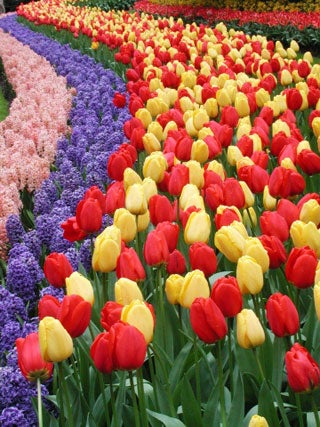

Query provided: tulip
[57,294,91,338]
[61,216,87,242]
[179,183,201,211]
[190,297,227,344]
[299,199,320,226]
[113,208,137,243]
[38,295,60,320]
[125,183,148,215]
[189,242,217,277]
[297,149,320,175]
[285,246,318,289]
[65,271,94,306]
[168,164,189,196]
[211,276,243,317]
[179,269,210,308]
[214,223,246,263]
[123,167,142,190]
[92,225,122,273]
[184,210,211,245]
[100,301,123,331]
[165,274,184,305]
[204,183,224,212]
[39,317,73,362]
[276,198,299,228]
[114,277,144,305]
[156,221,180,253]
[142,152,168,183]
[258,235,287,269]
[269,166,305,198]
[185,160,204,189]
[43,252,73,289]
[143,229,169,266]
[142,177,158,203]
[90,322,147,374]
[314,282,320,321]
[242,237,270,273]
[236,255,264,295]
[222,177,246,208]
[121,300,155,344]
[237,164,269,194]
[16,333,53,382]
[236,309,265,349]
[290,220,320,256]
[263,185,277,211]
[116,246,146,282]
[107,149,134,181]
[214,206,242,229]
[285,343,320,393]
[137,210,150,232]
[260,210,289,242]
[166,249,186,275]
[105,181,125,215]
[266,293,299,337]
[248,415,269,427]
[149,194,175,225]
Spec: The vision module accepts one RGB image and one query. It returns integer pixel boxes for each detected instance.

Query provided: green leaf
[181,376,203,427]
[168,341,193,394]
[227,373,244,426]
[146,409,185,427]
[202,382,219,427]
[258,381,280,427]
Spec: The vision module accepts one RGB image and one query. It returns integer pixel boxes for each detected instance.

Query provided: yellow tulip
[242,207,257,229]
[92,225,122,273]
[123,167,142,191]
[236,309,265,349]
[312,117,320,139]
[299,199,320,226]
[115,278,144,306]
[227,146,243,167]
[249,415,269,427]
[165,274,184,305]
[184,210,211,245]
[142,152,167,183]
[290,220,320,256]
[135,108,152,128]
[185,160,204,189]
[136,210,150,232]
[179,184,200,210]
[242,237,270,273]
[239,181,255,208]
[142,132,161,154]
[39,317,73,362]
[113,208,137,243]
[214,223,246,263]
[148,121,163,141]
[191,139,209,163]
[66,271,94,305]
[125,183,148,215]
[121,300,154,344]
[263,185,277,210]
[179,269,210,308]
[234,92,250,117]
[236,255,264,294]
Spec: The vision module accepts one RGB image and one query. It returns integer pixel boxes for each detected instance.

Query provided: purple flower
[5,215,25,246]
[0,407,30,427]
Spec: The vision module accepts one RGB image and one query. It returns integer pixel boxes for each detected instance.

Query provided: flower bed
[1,2,320,426]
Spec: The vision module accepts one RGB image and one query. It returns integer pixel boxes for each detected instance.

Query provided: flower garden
[0,0,320,425]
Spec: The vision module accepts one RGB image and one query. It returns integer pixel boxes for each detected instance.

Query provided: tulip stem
[102,272,109,306]
[217,340,227,427]
[37,378,43,427]
[98,373,111,427]
[227,319,234,397]
[137,368,148,427]
[253,348,265,383]
[193,336,201,403]
[295,393,304,427]
[108,374,118,427]
[129,371,141,427]
[311,392,320,427]
[58,362,74,427]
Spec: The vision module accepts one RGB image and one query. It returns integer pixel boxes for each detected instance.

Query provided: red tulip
[90,322,146,374]
[222,178,245,208]
[285,88,303,110]
[155,221,180,253]
[276,198,299,228]
[58,295,92,338]
[166,249,186,275]
[210,276,242,317]
[258,235,287,269]
[116,246,146,282]
[168,164,189,196]
[260,210,289,242]
[237,164,269,194]
[107,149,134,181]
[43,252,73,288]
[204,184,224,211]
[38,295,61,320]
[214,207,240,229]
[285,246,318,289]
[61,216,87,242]
[220,106,239,128]
[113,92,126,108]
[84,186,106,213]
[143,229,170,266]
[190,297,227,344]
[269,166,305,198]
[149,194,176,225]
[285,343,320,393]
[297,149,320,175]
[266,293,299,337]
[101,301,123,330]
[76,197,103,234]
[189,242,217,277]
[105,181,125,215]
[16,332,53,382]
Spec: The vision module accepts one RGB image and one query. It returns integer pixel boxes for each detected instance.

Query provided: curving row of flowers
[0,27,72,257]
[1,1,320,426]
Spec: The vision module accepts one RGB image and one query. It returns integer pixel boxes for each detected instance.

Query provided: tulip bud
[285,343,320,393]
[249,415,269,427]
[214,223,246,263]
[184,210,211,245]
[123,167,142,191]
[236,255,264,295]
[137,210,150,232]
[16,333,53,382]
[39,317,73,362]
[92,225,122,273]
[43,252,73,288]
[165,274,184,304]
[285,246,318,289]
[100,301,123,330]
[242,237,270,273]
[143,229,169,266]
[121,300,155,344]
[290,220,320,256]
[236,309,265,349]
[190,297,227,344]
[116,246,146,282]
[125,183,148,215]
[266,293,299,337]
[149,194,175,225]
[299,199,320,226]
[65,271,94,306]
[166,250,186,275]
[115,277,144,305]
[179,269,210,308]
[143,152,168,183]
[113,208,137,243]
[211,276,242,317]
[314,282,320,320]
[185,160,204,189]
[76,197,103,233]
[189,242,217,277]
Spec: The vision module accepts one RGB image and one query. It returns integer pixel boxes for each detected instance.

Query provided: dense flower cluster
[1,2,320,425]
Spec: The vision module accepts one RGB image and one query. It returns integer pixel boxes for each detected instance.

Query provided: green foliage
[0,56,15,121]
[73,0,135,11]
